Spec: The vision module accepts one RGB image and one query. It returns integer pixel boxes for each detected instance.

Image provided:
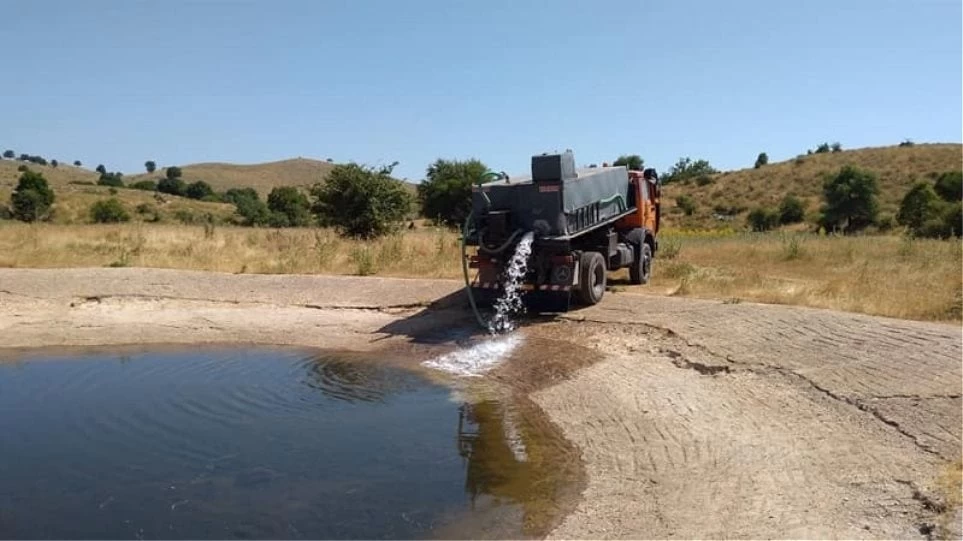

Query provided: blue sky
[2,0,960,181]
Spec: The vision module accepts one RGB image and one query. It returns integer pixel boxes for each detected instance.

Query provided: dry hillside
[127,158,337,197]
[0,160,98,189]
[663,143,962,229]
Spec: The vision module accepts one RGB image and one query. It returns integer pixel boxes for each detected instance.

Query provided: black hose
[478,228,524,255]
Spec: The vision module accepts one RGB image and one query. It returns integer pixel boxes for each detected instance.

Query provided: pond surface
[0,347,578,539]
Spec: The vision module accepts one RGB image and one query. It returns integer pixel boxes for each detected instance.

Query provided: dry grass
[1,222,959,322]
[664,143,962,230]
[624,231,963,322]
[0,222,462,278]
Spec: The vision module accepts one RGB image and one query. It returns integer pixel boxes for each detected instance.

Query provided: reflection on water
[0,347,578,540]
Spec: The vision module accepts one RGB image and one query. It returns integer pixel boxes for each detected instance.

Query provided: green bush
[747,207,780,232]
[933,171,962,202]
[662,157,717,185]
[417,158,488,227]
[73,160,82,167]
[312,163,412,238]
[186,180,214,200]
[145,160,156,173]
[267,186,311,227]
[235,197,270,226]
[778,195,806,224]
[166,166,182,180]
[675,194,697,216]
[17,164,28,172]
[89,198,130,223]
[224,187,260,205]
[97,172,124,188]
[157,177,185,196]
[130,180,157,191]
[11,170,55,222]
[819,166,879,233]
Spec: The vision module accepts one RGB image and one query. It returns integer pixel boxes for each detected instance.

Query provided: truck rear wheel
[630,243,652,285]
[577,251,606,305]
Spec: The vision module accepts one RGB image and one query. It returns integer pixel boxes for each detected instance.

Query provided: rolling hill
[126,158,337,198]
[662,143,962,230]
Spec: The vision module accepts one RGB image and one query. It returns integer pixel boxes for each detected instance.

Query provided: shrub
[89,198,130,223]
[166,166,182,180]
[747,207,780,232]
[417,158,488,226]
[675,194,697,216]
[10,170,55,222]
[95,164,107,175]
[613,154,644,171]
[130,180,157,191]
[695,174,714,186]
[2,150,14,159]
[933,171,962,202]
[145,160,156,173]
[50,159,58,168]
[778,195,806,224]
[224,187,260,205]
[157,177,186,196]
[97,172,124,187]
[185,180,214,200]
[267,186,311,227]
[17,164,28,172]
[814,143,831,154]
[73,160,82,167]
[268,211,291,228]
[235,196,270,226]
[312,163,413,238]
[754,152,768,169]
[830,142,842,153]
[820,166,879,233]
[899,139,915,147]
[662,157,718,185]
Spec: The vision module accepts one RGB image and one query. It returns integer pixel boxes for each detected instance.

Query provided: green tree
[50,159,58,168]
[819,166,879,233]
[145,160,157,173]
[89,198,130,223]
[267,186,311,227]
[815,143,831,154]
[896,182,950,238]
[2,150,13,159]
[754,152,768,169]
[747,207,780,232]
[166,166,182,180]
[11,170,55,222]
[675,194,697,216]
[778,194,805,224]
[311,163,412,238]
[830,142,842,153]
[157,176,186,196]
[933,171,962,202]
[130,180,157,191]
[185,180,214,200]
[942,202,962,237]
[95,164,107,174]
[73,160,82,167]
[613,155,644,171]
[417,158,488,226]
[662,157,718,185]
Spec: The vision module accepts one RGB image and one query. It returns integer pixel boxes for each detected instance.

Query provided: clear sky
[2,0,960,181]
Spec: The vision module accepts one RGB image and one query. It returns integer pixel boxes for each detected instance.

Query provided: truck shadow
[374,289,480,345]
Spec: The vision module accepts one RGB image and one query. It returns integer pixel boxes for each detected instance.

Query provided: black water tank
[532,151,576,182]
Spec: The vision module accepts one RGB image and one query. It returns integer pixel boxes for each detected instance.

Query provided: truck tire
[577,251,606,305]
[630,242,652,285]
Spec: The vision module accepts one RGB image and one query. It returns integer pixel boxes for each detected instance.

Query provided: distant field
[0,223,958,322]
[663,143,962,229]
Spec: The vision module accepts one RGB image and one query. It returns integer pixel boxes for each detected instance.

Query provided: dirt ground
[1,268,960,539]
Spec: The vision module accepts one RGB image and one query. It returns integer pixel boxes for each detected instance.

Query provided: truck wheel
[630,243,652,285]
[577,251,606,305]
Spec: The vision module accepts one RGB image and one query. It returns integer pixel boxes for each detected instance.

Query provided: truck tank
[470,151,631,241]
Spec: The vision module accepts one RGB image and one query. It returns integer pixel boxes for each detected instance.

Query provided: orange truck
[465,151,661,312]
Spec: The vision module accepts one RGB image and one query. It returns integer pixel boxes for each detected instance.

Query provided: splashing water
[421,334,523,377]
[488,231,535,335]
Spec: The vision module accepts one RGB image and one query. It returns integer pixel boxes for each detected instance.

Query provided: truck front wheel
[577,251,606,305]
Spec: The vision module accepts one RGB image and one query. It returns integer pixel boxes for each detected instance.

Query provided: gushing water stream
[487,231,535,335]
[423,232,534,377]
